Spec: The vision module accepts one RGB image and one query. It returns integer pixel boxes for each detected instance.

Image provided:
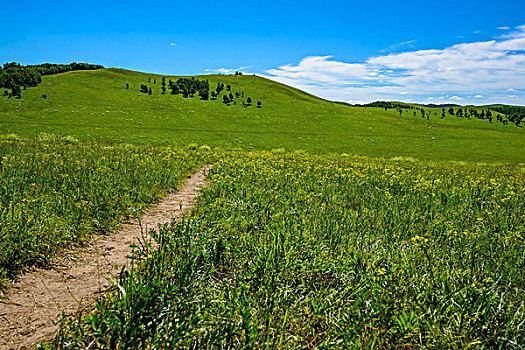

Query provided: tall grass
[0,136,206,286]
[47,151,525,348]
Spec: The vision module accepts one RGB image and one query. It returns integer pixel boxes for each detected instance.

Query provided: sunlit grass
[48,151,525,349]
[0,136,207,286]
[0,68,524,163]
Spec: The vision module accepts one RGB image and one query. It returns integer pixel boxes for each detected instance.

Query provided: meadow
[1,68,524,163]
[0,135,206,286]
[46,150,525,349]
[1,67,524,348]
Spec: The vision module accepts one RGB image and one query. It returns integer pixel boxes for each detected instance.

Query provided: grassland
[46,151,525,349]
[2,68,524,348]
[1,68,524,163]
[0,136,207,286]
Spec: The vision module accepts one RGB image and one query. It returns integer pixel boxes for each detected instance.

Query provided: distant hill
[1,68,524,163]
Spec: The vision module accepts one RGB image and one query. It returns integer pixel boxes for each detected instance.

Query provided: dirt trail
[0,165,210,350]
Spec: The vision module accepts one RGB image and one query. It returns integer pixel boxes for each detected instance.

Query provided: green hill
[1,68,524,163]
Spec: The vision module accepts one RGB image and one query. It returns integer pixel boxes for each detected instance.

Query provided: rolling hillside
[1,68,524,163]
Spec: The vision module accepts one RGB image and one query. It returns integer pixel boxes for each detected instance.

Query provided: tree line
[395,105,523,128]
[132,77,262,108]
[0,62,103,98]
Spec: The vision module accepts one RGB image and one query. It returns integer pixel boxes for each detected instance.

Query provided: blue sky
[1,0,524,105]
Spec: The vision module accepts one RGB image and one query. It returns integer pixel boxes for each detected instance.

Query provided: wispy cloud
[263,25,525,105]
[205,65,253,73]
[497,26,510,30]
[169,42,177,46]
[380,39,417,53]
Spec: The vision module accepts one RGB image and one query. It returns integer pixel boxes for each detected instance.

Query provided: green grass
[1,68,524,163]
[46,151,525,349]
[2,68,525,347]
[0,136,206,287]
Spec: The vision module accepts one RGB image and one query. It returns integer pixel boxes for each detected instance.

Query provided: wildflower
[411,235,429,243]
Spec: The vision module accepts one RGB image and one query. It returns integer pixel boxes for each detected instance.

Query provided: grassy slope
[0,68,524,163]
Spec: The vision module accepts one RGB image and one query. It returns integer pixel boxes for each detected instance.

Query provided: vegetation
[45,151,525,349]
[0,136,206,286]
[0,68,524,163]
[0,62,103,98]
[1,64,524,348]
[351,101,416,110]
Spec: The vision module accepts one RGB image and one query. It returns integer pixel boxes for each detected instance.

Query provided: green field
[46,150,525,349]
[1,68,524,163]
[1,68,524,348]
[0,137,207,284]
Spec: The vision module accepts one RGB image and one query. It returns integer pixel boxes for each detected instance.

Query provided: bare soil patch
[0,165,210,350]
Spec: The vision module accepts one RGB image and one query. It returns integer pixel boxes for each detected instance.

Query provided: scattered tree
[199,89,209,100]
[257,100,262,108]
[11,85,21,98]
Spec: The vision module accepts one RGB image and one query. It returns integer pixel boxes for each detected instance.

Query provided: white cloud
[264,25,525,105]
[450,96,463,101]
[169,43,177,46]
[497,26,510,30]
[474,95,484,98]
[205,65,253,73]
[508,88,516,91]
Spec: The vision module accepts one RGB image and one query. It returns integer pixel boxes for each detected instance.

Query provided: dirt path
[0,165,210,350]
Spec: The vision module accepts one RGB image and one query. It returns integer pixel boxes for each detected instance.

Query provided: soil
[0,165,210,350]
